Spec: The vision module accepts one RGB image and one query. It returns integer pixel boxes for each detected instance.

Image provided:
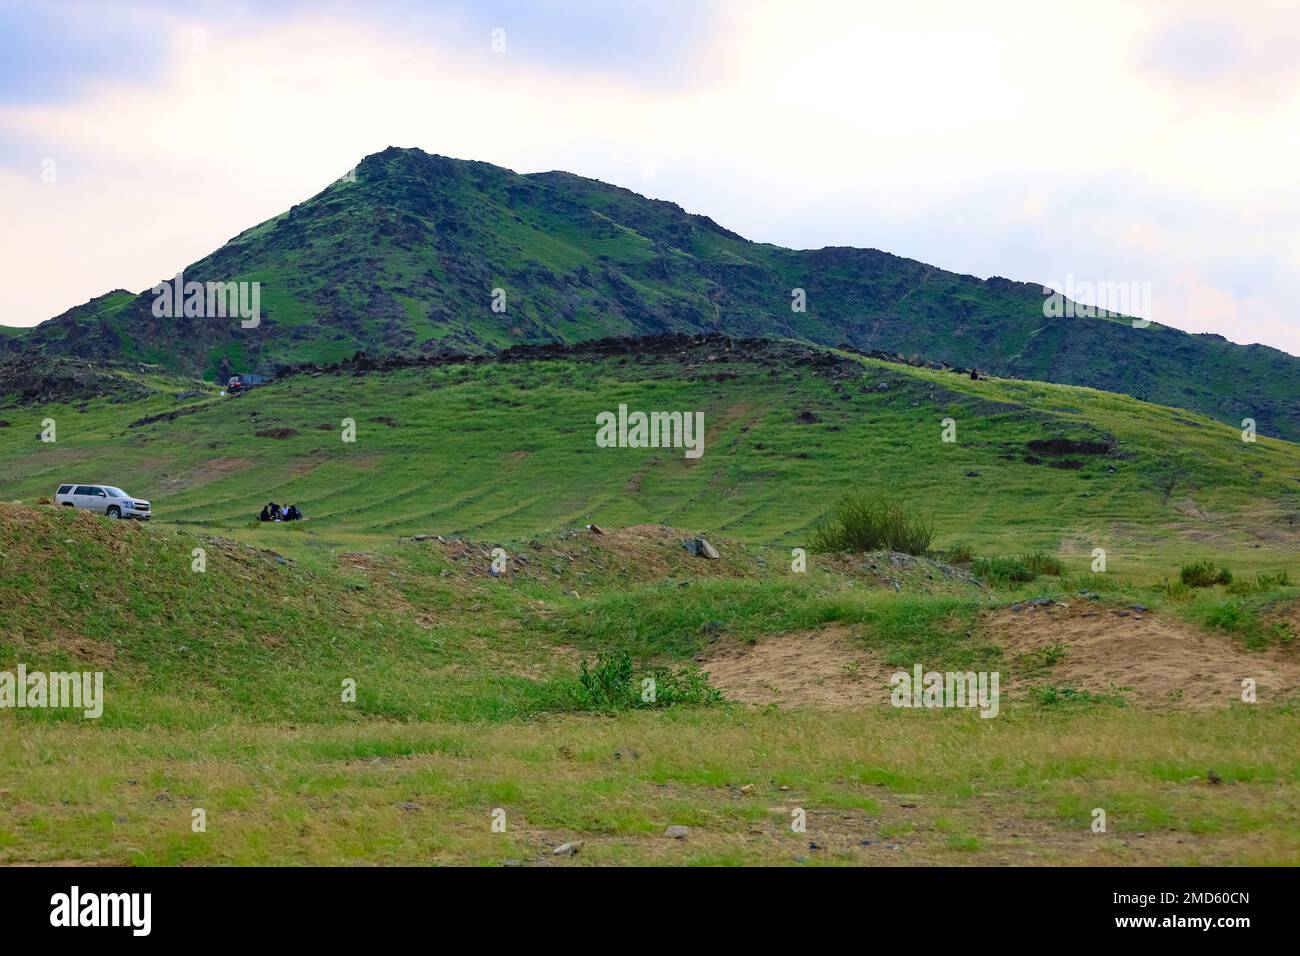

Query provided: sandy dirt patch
[984,602,1300,708]
[702,605,1300,711]
[701,626,890,708]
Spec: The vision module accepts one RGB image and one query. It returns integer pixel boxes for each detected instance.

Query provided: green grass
[2,343,1297,577]
[1,343,1299,865]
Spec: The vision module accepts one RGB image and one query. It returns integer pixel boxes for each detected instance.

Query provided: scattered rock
[664,825,690,839]
[684,537,719,559]
[587,523,604,535]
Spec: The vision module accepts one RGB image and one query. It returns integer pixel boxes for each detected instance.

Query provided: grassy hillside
[3,338,1299,865]
[2,497,1298,864]
[6,147,1298,440]
[1,337,1296,575]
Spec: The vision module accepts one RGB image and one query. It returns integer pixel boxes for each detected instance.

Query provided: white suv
[54,484,152,520]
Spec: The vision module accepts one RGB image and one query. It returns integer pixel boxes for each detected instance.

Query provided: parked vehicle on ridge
[53,484,151,520]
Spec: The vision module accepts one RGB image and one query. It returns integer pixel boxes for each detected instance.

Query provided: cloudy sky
[2,0,1298,354]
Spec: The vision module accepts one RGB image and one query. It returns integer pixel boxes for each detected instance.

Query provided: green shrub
[1021,550,1065,576]
[1227,570,1294,594]
[1199,598,1249,632]
[1180,562,1232,588]
[1038,642,1068,666]
[945,542,976,565]
[570,649,723,711]
[1032,686,1124,707]
[972,556,1035,586]
[810,493,934,555]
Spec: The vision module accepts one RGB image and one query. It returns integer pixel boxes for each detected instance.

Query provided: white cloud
[1,0,1296,356]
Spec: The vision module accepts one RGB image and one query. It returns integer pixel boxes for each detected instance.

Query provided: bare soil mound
[701,626,892,708]
[701,603,1300,711]
[984,602,1300,708]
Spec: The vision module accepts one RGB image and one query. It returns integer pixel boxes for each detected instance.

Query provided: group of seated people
[258,501,303,522]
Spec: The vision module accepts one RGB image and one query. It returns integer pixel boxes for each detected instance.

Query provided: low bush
[1226,570,1294,594]
[944,542,976,565]
[810,493,934,555]
[1021,550,1065,577]
[570,649,723,711]
[972,556,1035,586]
[1032,685,1124,707]
[1180,562,1232,588]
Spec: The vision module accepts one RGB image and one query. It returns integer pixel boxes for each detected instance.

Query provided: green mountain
[6,146,1298,439]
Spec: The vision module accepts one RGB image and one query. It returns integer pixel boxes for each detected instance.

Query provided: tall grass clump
[971,556,1035,586]
[810,493,934,556]
[1021,550,1065,577]
[1180,562,1232,588]
[944,542,976,565]
[1226,570,1293,594]
[569,650,723,711]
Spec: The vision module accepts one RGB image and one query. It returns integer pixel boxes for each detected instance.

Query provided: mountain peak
[5,151,1298,441]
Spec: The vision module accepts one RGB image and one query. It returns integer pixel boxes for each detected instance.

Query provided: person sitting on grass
[287,504,302,521]
[258,505,271,522]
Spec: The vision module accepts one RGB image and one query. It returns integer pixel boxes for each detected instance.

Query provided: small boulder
[552,841,584,856]
[684,538,719,559]
[664,825,690,839]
